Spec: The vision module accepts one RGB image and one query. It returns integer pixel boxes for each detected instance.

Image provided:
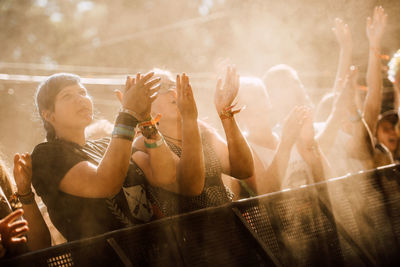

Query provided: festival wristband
[115,112,139,128]
[144,136,165,149]
[112,125,135,141]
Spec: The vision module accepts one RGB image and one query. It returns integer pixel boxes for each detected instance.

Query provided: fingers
[136,72,154,87]
[10,236,27,245]
[176,74,181,97]
[216,78,222,91]
[8,220,28,234]
[149,84,161,96]
[176,73,192,98]
[11,225,29,237]
[2,209,24,225]
[143,77,161,90]
[114,89,123,103]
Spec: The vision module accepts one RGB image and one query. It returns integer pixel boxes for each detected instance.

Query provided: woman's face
[46,83,93,131]
[377,120,398,153]
[151,81,180,121]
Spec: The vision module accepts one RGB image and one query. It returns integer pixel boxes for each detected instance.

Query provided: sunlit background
[1,0,400,167]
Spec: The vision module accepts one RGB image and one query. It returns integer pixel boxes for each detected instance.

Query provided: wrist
[120,106,148,121]
[17,188,32,196]
[218,103,243,120]
[144,135,165,149]
[15,191,35,205]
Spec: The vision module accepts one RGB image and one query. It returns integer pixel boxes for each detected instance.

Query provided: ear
[41,110,54,123]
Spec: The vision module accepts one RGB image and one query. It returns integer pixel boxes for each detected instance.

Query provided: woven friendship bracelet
[116,112,139,128]
[219,103,244,120]
[16,191,35,205]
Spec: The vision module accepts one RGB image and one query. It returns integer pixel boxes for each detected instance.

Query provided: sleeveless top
[147,130,233,217]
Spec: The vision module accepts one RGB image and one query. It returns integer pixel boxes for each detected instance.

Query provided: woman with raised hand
[13,153,51,250]
[0,209,28,258]
[133,67,254,217]
[31,72,177,241]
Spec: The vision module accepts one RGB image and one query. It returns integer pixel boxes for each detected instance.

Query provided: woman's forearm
[259,140,292,193]
[22,202,51,251]
[221,117,254,179]
[176,119,205,196]
[363,45,382,134]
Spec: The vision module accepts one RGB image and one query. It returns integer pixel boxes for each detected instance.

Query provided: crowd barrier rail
[2,164,400,266]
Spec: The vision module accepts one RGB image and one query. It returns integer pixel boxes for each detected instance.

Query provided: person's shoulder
[87,137,111,145]
[198,120,218,137]
[32,140,63,157]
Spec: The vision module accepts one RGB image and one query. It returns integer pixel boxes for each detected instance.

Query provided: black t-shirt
[31,138,153,241]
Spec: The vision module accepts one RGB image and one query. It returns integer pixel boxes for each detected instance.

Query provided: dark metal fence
[3,164,400,266]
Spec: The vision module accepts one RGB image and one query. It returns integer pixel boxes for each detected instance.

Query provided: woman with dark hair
[31,72,181,241]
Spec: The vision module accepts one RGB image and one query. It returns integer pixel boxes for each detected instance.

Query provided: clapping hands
[115,72,161,121]
[176,73,198,121]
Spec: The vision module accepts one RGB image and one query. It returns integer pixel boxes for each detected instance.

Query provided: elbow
[231,165,255,180]
[186,181,204,196]
[179,171,205,196]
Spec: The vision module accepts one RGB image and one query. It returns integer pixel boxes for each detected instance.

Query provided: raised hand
[0,209,28,250]
[214,65,240,116]
[332,18,352,50]
[281,106,308,148]
[13,153,32,196]
[176,73,198,121]
[298,107,315,146]
[115,72,161,121]
[366,6,387,47]
[334,66,359,117]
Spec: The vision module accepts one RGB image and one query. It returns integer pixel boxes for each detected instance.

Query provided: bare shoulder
[198,120,225,144]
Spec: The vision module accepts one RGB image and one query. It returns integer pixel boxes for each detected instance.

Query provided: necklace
[163,134,182,143]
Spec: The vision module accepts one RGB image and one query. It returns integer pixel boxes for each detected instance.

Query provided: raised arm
[297,109,328,183]
[332,18,353,93]
[14,153,50,251]
[59,72,166,197]
[343,67,377,162]
[363,6,387,134]
[317,18,353,152]
[257,106,307,193]
[214,66,254,179]
[135,73,205,196]
[170,74,205,195]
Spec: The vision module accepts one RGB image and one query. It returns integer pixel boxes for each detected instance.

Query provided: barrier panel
[2,164,400,266]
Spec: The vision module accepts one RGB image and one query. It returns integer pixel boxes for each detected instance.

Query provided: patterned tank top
[147,128,233,217]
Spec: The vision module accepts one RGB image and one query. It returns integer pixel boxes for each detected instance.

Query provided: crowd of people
[1,5,399,259]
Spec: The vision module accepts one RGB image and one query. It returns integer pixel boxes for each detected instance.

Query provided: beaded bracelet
[16,191,35,205]
[138,114,162,140]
